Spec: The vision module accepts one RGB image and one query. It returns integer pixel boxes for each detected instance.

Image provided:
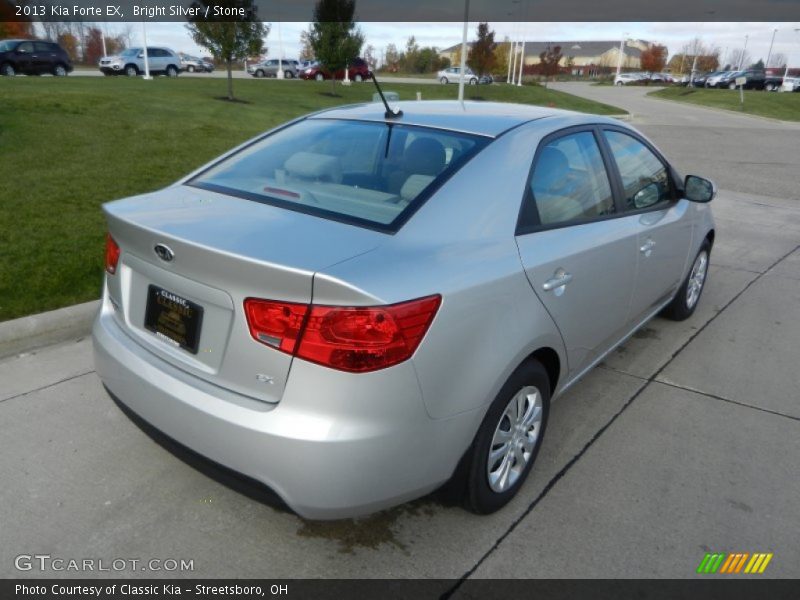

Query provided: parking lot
[1,83,798,582]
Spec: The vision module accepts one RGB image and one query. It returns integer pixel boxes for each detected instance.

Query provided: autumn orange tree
[1,0,34,39]
[640,44,668,74]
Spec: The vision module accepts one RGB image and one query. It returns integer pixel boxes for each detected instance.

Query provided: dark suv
[716,70,766,90]
[0,39,73,77]
[300,57,371,81]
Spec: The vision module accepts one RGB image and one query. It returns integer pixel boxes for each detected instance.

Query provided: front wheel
[354,73,363,82]
[1,63,16,76]
[166,66,178,77]
[53,64,67,77]
[728,81,737,90]
[765,83,775,91]
[284,70,293,79]
[125,65,138,77]
[469,77,478,85]
[440,76,448,84]
[187,65,195,73]
[315,72,324,81]
[255,69,265,78]
[662,240,711,321]
[464,360,550,514]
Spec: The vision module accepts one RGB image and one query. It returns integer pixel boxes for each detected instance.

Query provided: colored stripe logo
[697,552,773,574]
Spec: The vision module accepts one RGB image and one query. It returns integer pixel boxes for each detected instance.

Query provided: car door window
[34,42,52,53]
[528,131,614,226]
[604,130,673,210]
[17,42,34,53]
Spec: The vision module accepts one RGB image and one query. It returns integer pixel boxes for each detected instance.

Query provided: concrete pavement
[1,85,798,581]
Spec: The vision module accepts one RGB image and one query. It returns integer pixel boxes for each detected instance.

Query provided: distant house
[439,40,652,75]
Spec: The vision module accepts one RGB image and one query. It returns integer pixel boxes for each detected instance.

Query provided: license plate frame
[144,285,204,354]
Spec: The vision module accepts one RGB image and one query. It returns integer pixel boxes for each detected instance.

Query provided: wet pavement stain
[296,498,439,554]
[633,327,660,340]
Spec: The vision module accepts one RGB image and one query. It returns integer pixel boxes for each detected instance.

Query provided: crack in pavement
[0,370,96,405]
[443,242,800,597]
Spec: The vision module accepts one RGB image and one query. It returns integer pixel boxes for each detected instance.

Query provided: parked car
[479,74,494,84]
[248,58,300,78]
[94,101,716,519]
[645,72,673,84]
[714,70,765,90]
[686,71,712,87]
[613,72,645,85]
[0,39,73,77]
[438,66,478,85]
[704,71,732,88]
[300,57,371,81]
[180,54,213,73]
[99,47,182,77]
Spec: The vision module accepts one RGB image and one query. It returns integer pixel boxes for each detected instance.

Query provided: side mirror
[633,182,661,209]
[684,175,716,203]
[138,53,144,59]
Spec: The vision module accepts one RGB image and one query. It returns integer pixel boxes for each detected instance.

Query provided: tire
[315,72,324,81]
[255,69,264,78]
[53,64,67,77]
[615,81,623,86]
[765,83,774,92]
[187,65,195,73]
[125,65,138,77]
[285,70,293,79]
[464,359,550,514]
[1,63,16,76]
[728,81,737,90]
[354,73,363,82]
[469,77,478,85]
[662,240,711,321]
[440,76,448,84]
[166,65,178,77]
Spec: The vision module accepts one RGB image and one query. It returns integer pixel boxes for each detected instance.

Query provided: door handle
[640,239,656,255]
[542,271,573,291]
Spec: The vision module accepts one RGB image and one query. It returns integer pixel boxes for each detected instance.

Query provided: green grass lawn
[0,76,624,322]
[650,86,800,121]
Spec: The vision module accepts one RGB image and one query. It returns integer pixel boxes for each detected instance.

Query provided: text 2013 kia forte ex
[93,101,716,519]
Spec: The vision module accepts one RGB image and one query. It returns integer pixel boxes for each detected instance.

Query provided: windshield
[189,118,486,231]
[0,41,17,52]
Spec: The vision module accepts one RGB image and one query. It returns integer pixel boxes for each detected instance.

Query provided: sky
[109,22,800,67]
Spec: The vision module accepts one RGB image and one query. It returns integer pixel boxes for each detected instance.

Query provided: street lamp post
[615,33,629,81]
[738,34,748,70]
[782,28,800,90]
[766,28,777,68]
[517,39,525,86]
[141,22,151,80]
[457,0,470,102]
[277,22,284,80]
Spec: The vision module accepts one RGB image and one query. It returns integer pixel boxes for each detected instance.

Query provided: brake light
[243,295,441,373]
[105,233,121,274]
[244,299,309,354]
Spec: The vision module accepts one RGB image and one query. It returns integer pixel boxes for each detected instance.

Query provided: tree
[57,33,80,63]
[493,41,510,77]
[769,53,787,68]
[401,36,419,72]
[640,44,668,75]
[538,44,563,87]
[468,22,496,76]
[728,48,750,71]
[308,0,364,92]
[0,17,33,39]
[384,43,399,72]
[299,28,314,61]
[187,0,268,101]
[83,28,105,66]
[363,44,376,70]
[750,58,764,70]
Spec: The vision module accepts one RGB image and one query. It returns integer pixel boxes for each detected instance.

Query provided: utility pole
[615,33,629,80]
[517,40,525,86]
[141,22,151,79]
[738,34,749,69]
[457,0,470,102]
[766,28,777,68]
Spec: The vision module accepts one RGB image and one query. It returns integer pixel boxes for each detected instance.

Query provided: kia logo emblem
[154,244,175,262]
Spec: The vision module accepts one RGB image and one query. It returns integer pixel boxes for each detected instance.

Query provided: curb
[0,299,100,360]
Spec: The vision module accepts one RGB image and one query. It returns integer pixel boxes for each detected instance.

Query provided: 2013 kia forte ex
[93,100,716,519]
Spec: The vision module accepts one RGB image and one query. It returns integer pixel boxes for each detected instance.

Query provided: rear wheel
[464,360,550,514]
[354,73,363,82]
[1,63,16,76]
[166,65,178,77]
[255,69,264,77]
[615,81,623,86]
[662,240,711,321]
[728,81,737,90]
[469,77,478,85]
[315,72,324,81]
[284,70,293,79]
[187,65,195,73]
[53,64,67,77]
[765,82,775,91]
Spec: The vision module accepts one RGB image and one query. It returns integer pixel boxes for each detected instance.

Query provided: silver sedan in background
[93,101,716,519]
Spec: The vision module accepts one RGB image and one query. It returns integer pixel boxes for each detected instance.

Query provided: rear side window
[189,119,486,231]
[603,130,672,210]
[529,131,614,226]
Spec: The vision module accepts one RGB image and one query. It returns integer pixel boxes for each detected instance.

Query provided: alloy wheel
[686,250,708,309]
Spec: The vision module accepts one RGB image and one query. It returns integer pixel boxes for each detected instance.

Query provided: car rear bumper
[92,293,480,519]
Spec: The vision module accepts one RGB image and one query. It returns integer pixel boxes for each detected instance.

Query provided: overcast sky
[114,22,800,66]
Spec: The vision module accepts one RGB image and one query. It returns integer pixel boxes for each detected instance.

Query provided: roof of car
[310,100,589,137]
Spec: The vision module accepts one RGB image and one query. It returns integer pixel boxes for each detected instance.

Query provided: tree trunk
[226,59,234,100]
[331,73,336,95]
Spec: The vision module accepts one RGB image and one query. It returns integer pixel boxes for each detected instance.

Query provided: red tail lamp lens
[297,295,441,372]
[243,295,441,372]
[105,234,121,274]
[244,299,309,354]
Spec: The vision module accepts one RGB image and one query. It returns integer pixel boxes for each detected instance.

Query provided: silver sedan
[93,101,716,519]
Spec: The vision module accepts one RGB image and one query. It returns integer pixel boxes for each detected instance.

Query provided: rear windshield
[189,118,487,232]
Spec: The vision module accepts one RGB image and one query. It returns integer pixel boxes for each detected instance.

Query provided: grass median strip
[650,86,800,121]
[0,77,624,322]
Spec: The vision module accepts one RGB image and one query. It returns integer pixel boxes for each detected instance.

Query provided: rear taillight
[105,233,120,274]
[244,295,441,373]
[244,299,308,354]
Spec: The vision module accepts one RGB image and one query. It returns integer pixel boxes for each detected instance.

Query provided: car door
[33,42,55,73]
[600,127,693,327]
[14,41,35,74]
[515,127,639,379]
